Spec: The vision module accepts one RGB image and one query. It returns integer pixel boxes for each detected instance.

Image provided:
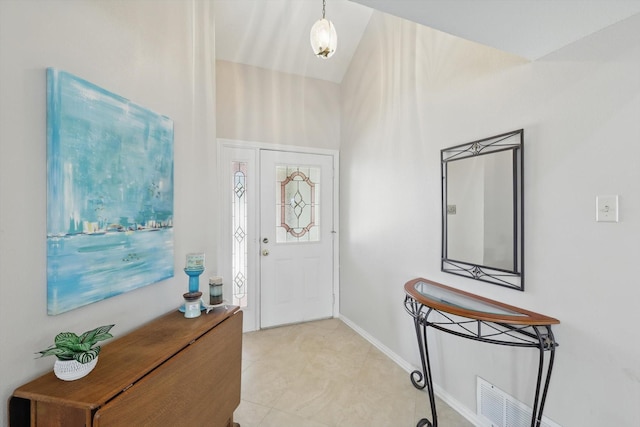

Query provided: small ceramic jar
[183,291,202,318]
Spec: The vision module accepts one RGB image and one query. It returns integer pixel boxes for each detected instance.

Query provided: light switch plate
[596,195,618,222]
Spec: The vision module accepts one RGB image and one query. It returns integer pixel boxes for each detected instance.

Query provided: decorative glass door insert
[276,166,320,243]
[232,161,247,307]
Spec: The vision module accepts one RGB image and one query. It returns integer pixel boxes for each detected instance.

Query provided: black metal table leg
[530,326,557,427]
[411,316,438,427]
[410,315,428,390]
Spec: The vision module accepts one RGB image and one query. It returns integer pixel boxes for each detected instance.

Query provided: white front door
[259,150,334,328]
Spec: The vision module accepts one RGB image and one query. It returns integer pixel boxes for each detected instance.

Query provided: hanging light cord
[322,0,326,19]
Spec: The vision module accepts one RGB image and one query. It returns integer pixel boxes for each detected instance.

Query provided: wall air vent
[477,377,562,427]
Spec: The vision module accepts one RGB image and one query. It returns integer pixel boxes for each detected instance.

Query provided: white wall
[0,1,216,424]
[216,60,341,150]
[340,11,640,427]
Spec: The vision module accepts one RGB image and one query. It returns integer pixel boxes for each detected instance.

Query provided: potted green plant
[36,324,115,381]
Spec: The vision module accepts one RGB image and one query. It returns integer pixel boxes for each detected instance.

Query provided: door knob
[262,249,270,256]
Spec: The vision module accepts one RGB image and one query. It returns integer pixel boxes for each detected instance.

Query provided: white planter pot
[53,356,99,381]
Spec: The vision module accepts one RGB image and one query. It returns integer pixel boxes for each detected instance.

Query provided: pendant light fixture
[310,0,337,59]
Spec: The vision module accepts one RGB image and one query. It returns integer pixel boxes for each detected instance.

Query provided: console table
[10,306,242,427]
[404,278,559,427]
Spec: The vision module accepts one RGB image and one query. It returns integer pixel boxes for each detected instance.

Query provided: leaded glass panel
[232,162,247,307]
[276,165,320,243]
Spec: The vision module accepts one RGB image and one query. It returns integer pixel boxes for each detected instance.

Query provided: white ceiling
[214,0,372,83]
[353,0,640,60]
[214,0,640,83]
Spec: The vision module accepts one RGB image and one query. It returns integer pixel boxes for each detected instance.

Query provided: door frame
[217,139,340,332]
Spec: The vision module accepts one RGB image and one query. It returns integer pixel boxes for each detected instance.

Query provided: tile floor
[234,318,474,427]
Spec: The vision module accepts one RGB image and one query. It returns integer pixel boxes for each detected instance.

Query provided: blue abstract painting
[47,69,174,315]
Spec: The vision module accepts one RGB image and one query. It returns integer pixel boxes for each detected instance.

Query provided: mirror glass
[441,130,524,290]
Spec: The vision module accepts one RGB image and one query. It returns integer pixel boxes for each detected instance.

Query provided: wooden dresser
[10,306,242,427]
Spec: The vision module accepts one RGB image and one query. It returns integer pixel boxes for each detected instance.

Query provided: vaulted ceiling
[214,0,640,83]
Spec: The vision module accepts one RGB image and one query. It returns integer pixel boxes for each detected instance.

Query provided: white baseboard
[339,314,481,426]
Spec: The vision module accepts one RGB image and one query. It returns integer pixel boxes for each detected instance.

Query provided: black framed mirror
[441,129,524,290]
